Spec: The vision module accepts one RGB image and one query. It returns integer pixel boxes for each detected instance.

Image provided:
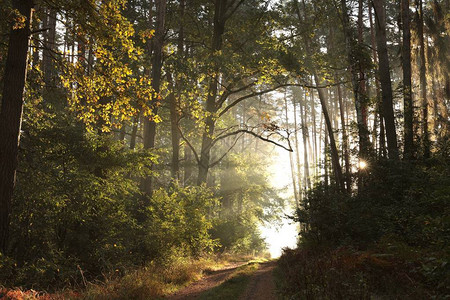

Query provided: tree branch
[211,128,293,152]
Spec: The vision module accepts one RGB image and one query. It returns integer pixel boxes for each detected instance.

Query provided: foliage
[276,247,438,299]
[279,150,450,298]
[0,105,218,288]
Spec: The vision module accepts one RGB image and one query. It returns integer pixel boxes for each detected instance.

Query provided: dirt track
[239,261,277,300]
[166,261,277,300]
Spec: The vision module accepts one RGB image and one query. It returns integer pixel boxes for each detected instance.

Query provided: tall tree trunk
[311,89,318,178]
[0,0,33,253]
[341,0,372,160]
[129,114,140,150]
[299,90,311,190]
[285,94,299,207]
[142,0,166,195]
[197,0,227,185]
[184,143,193,186]
[292,90,303,201]
[314,75,346,193]
[42,7,57,85]
[169,0,185,181]
[372,0,399,159]
[168,77,180,181]
[336,81,351,192]
[324,126,329,189]
[402,0,414,158]
[416,0,429,158]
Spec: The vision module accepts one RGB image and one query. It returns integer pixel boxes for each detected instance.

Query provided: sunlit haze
[261,146,298,258]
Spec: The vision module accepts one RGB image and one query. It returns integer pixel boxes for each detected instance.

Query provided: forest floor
[165,261,277,300]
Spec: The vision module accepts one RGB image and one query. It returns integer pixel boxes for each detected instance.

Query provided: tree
[372,0,399,159]
[416,0,429,158]
[402,0,414,159]
[142,0,167,195]
[0,0,33,253]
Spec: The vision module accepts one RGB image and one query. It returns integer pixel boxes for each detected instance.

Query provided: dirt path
[166,263,245,300]
[165,261,277,300]
[239,261,277,300]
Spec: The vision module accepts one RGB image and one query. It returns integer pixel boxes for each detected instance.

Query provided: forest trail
[166,261,277,300]
[238,261,277,300]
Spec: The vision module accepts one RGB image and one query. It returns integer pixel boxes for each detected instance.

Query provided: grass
[82,257,220,300]
[0,255,268,300]
[197,259,267,300]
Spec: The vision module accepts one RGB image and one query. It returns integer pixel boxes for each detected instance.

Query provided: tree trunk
[142,0,166,195]
[197,0,227,185]
[372,0,399,159]
[341,0,372,161]
[168,74,180,180]
[416,0,429,158]
[402,0,414,158]
[336,81,351,192]
[311,90,318,178]
[129,114,140,150]
[314,74,346,193]
[285,94,300,207]
[42,7,57,85]
[0,0,33,253]
[299,90,311,190]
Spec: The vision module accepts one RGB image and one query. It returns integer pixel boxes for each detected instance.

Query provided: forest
[0,0,448,299]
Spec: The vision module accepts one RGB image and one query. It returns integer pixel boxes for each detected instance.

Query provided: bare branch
[177,119,200,164]
[209,133,244,168]
[212,128,293,152]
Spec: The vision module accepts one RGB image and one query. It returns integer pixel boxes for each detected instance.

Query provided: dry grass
[0,254,265,300]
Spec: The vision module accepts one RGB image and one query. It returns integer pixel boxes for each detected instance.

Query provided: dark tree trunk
[142,0,166,195]
[168,75,180,180]
[285,93,300,206]
[197,0,227,185]
[298,90,311,190]
[169,0,185,182]
[314,74,346,193]
[0,0,33,253]
[402,0,414,158]
[372,0,399,159]
[183,143,193,186]
[336,81,351,192]
[129,114,139,150]
[416,0,429,158]
[341,0,372,161]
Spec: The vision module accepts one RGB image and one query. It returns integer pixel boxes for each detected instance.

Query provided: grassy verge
[0,255,265,300]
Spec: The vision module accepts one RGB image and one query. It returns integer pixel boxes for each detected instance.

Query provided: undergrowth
[276,152,450,299]
[0,255,263,300]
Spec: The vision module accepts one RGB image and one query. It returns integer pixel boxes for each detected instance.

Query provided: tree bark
[142,0,166,194]
[168,74,180,180]
[0,0,33,253]
[416,0,429,158]
[298,90,311,190]
[197,0,227,185]
[285,94,300,207]
[336,81,351,192]
[402,0,414,158]
[292,90,303,199]
[169,0,185,182]
[314,74,346,193]
[372,0,399,159]
[341,0,372,160]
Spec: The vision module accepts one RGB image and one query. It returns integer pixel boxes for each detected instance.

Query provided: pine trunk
[372,0,399,159]
[0,0,33,253]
